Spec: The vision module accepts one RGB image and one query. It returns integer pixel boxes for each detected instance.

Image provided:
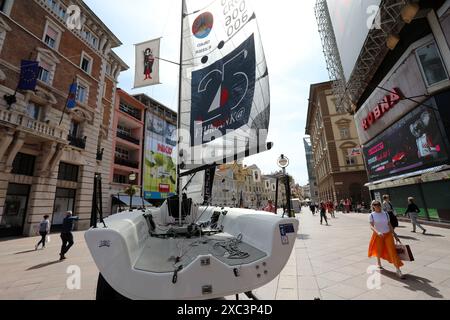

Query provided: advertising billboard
[144,112,177,200]
[326,0,381,81]
[363,106,449,181]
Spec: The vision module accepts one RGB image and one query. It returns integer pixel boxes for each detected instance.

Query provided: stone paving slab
[1,209,450,300]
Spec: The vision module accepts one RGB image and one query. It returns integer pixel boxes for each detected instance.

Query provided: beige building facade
[305,81,370,206]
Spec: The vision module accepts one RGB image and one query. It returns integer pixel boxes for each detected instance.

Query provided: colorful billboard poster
[144,112,177,200]
[363,106,449,181]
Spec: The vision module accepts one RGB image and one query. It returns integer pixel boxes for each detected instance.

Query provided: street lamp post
[128,173,137,212]
[278,155,292,218]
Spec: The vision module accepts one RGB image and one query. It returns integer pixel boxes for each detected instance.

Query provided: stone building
[305,81,370,206]
[0,0,127,237]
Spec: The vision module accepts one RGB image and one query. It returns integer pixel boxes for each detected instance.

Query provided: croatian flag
[66,82,77,109]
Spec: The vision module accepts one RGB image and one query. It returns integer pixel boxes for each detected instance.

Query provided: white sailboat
[85,0,298,300]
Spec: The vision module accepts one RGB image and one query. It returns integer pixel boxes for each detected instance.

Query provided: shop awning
[112,195,153,207]
[365,165,450,188]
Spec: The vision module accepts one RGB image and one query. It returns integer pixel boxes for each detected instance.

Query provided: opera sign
[362,88,403,131]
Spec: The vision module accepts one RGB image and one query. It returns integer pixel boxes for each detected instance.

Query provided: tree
[124,185,139,198]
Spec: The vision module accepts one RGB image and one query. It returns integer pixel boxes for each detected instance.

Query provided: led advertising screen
[326,0,381,81]
[363,106,449,181]
[144,112,177,200]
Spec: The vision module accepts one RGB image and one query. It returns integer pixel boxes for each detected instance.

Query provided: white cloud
[85,0,329,186]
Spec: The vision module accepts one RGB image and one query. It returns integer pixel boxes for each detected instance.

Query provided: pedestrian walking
[35,215,51,250]
[382,195,399,230]
[344,198,351,213]
[328,201,335,218]
[59,211,79,260]
[405,197,426,234]
[309,203,316,216]
[320,202,329,226]
[368,200,405,279]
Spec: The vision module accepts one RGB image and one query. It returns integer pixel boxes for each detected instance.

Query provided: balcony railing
[0,108,67,142]
[68,135,86,149]
[119,104,142,121]
[114,157,139,169]
[117,132,140,146]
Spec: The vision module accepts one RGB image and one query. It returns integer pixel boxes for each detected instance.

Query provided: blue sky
[85,0,329,185]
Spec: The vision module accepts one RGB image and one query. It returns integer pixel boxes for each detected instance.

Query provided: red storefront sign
[159,184,170,193]
[362,88,403,131]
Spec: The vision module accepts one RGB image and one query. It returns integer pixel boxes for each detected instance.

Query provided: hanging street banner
[134,38,161,88]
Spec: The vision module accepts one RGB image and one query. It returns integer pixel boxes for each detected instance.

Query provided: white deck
[134,234,267,273]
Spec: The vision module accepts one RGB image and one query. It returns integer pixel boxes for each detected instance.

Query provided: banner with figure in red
[134,38,161,88]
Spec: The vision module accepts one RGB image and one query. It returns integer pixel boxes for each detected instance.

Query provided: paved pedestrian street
[1,209,450,300]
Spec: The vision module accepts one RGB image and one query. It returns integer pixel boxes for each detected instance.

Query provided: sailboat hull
[85,207,298,300]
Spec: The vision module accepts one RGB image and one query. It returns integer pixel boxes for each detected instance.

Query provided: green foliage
[124,185,139,197]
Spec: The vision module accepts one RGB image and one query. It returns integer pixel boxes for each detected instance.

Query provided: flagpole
[59,77,76,126]
[177,0,185,225]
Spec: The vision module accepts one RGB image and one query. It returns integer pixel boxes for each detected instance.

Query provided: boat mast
[177,0,185,225]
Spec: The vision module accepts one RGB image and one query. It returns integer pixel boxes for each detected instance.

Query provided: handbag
[387,211,399,228]
[395,244,414,262]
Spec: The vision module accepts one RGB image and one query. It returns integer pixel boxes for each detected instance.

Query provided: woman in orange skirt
[368,200,405,279]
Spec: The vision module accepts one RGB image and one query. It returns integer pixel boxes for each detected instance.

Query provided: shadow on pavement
[27,260,63,271]
[423,233,445,238]
[297,234,310,240]
[14,249,39,255]
[397,235,419,241]
[381,270,444,299]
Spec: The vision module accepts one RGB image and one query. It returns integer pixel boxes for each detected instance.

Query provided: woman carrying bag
[368,200,405,279]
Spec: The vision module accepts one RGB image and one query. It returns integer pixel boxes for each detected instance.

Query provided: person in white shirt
[35,215,51,250]
[368,200,405,279]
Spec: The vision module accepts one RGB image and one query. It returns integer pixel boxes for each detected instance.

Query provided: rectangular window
[76,84,87,103]
[119,102,141,120]
[38,60,52,84]
[57,162,79,182]
[44,25,59,49]
[115,147,130,160]
[81,28,99,49]
[340,127,350,139]
[345,150,357,166]
[12,153,36,176]
[46,0,66,20]
[0,0,7,12]
[416,41,449,87]
[69,121,79,137]
[26,102,41,120]
[117,125,132,137]
[80,54,93,74]
[113,174,127,184]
